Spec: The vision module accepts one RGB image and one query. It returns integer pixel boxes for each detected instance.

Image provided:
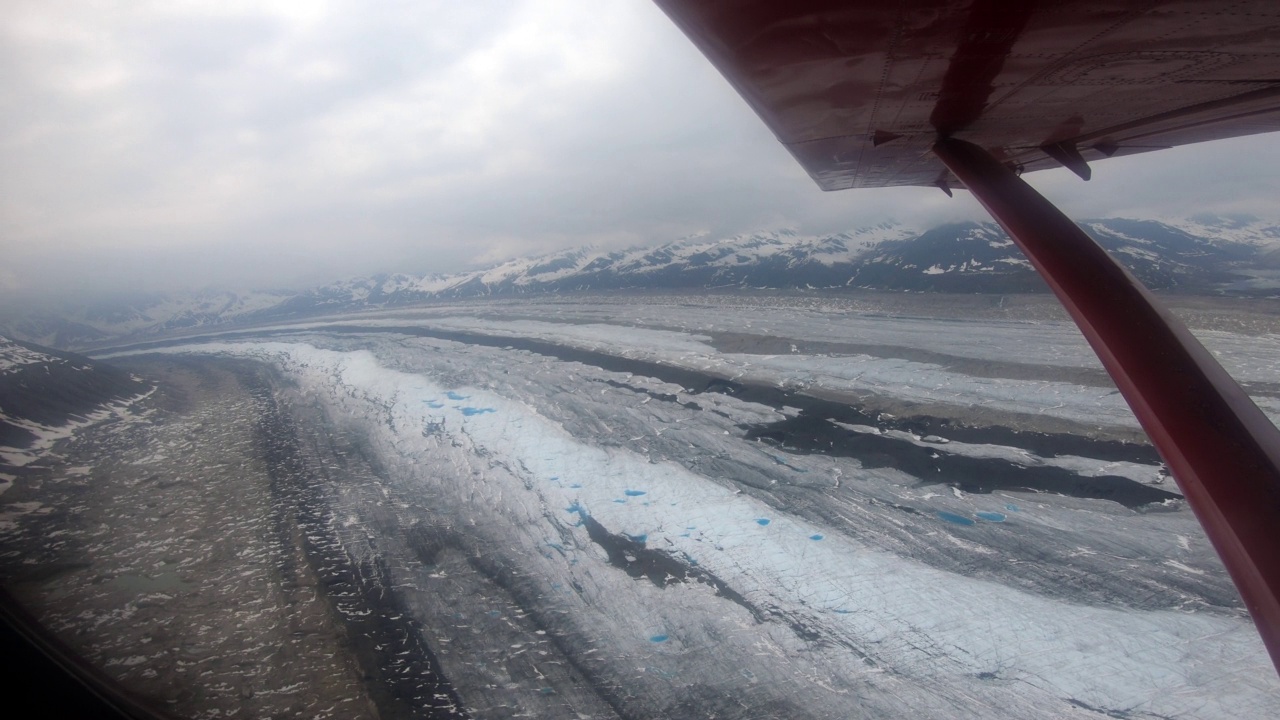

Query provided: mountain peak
[4,218,1276,350]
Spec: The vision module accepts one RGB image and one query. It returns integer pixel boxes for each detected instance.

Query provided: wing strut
[933,137,1280,673]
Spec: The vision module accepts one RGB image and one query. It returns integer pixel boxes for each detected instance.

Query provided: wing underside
[654,0,1280,190]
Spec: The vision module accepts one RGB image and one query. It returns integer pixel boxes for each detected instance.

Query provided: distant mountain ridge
[5,215,1280,350]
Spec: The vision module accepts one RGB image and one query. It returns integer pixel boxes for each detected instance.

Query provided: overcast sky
[5,0,1280,303]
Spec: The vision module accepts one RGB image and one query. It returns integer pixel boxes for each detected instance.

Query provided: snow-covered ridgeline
[0,386,156,467]
[10,216,1280,350]
[126,340,1279,718]
[1159,216,1280,248]
[0,341,60,375]
[83,291,292,335]
[462,226,916,288]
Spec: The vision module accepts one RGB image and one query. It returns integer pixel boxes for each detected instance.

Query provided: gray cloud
[3,1,1279,304]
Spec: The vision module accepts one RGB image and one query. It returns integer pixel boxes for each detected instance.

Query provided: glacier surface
[98,298,1280,718]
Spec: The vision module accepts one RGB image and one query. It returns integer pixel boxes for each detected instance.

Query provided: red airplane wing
[653,0,1280,190]
[654,0,1280,675]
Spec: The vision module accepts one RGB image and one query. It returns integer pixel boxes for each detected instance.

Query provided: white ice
[129,340,1280,719]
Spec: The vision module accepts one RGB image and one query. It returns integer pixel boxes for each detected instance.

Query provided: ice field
[95,296,1280,718]
[7,294,1280,718]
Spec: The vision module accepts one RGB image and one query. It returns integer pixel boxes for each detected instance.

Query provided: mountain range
[5,215,1280,350]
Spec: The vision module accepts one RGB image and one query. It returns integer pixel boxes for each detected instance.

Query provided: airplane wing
[653,0,1280,675]
[653,0,1280,190]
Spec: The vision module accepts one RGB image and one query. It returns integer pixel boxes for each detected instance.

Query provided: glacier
[91,297,1280,718]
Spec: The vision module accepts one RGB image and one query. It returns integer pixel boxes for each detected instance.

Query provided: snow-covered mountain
[3,289,295,350]
[315,223,916,301]
[5,216,1279,349]
[852,217,1279,293]
[241,216,1280,306]
[0,336,152,462]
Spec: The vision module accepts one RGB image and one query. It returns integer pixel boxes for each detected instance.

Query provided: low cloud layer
[4,1,1280,303]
